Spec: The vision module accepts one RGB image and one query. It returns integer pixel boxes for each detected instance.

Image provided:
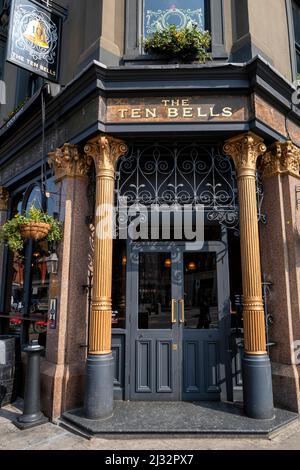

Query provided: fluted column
[84,136,128,355]
[224,132,274,419]
[83,135,128,419]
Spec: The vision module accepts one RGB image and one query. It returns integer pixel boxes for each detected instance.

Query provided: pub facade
[0,0,300,424]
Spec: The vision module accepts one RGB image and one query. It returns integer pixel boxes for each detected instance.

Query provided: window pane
[183,252,219,329]
[28,239,50,347]
[10,253,25,317]
[25,185,43,211]
[293,1,300,46]
[112,240,127,328]
[296,50,300,75]
[144,0,205,37]
[138,252,172,329]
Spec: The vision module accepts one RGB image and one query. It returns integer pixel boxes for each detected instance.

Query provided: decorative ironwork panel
[115,142,240,231]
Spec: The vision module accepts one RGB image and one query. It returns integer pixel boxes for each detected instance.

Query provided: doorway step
[62,401,298,437]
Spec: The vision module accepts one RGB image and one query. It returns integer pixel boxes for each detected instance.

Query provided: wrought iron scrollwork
[86,142,266,236]
[116,142,240,232]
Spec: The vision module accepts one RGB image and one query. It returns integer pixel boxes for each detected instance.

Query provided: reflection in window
[3,179,58,347]
[138,252,172,329]
[25,185,43,211]
[8,240,50,347]
[183,252,218,329]
[144,0,205,37]
[11,253,25,315]
[112,240,127,328]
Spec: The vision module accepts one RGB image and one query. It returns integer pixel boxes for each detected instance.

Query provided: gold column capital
[84,135,128,178]
[0,187,9,211]
[223,132,266,177]
[48,143,92,182]
[261,141,300,179]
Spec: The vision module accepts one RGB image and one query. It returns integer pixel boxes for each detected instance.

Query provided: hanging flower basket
[20,222,51,241]
[0,206,62,257]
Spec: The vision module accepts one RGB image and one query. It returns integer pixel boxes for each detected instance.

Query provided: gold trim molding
[261,141,300,179]
[223,132,266,177]
[0,187,9,211]
[48,143,92,181]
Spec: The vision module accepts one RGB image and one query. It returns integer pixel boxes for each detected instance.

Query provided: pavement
[0,400,300,450]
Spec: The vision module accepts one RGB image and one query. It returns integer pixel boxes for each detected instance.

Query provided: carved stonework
[48,144,92,181]
[223,132,266,176]
[84,136,128,178]
[261,141,300,179]
[0,187,9,211]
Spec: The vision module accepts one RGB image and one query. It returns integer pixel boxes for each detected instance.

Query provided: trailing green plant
[3,96,30,124]
[0,206,63,257]
[143,24,211,63]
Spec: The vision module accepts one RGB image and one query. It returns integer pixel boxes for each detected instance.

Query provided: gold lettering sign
[105,96,249,123]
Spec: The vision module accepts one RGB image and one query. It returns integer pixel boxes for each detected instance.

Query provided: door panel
[181,245,230,401]
[183,339,201,395]
[204,339,220,394]
[157,340,172,392]
[130,244,180,400]
[136,340,152,393]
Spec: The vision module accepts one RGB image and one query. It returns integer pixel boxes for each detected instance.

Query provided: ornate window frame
[124,0,227,62]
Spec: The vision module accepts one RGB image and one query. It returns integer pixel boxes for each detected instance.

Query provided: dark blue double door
[128,241,231,401]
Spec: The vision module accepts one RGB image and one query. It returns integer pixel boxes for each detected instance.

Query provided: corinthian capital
[84,135,128,178]
[261,141,300,179]
[0,187,9,211]
[48,144,92,182]
[223,133,266,177]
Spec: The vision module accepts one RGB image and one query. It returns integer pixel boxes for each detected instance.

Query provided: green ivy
[143,24,211,63]
[0,206,63,257]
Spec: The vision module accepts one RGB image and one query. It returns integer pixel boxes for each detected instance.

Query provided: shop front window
[3,181,57,347]
[143,0,205,37]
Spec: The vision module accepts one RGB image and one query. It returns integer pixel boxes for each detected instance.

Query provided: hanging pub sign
[6,0,62,82]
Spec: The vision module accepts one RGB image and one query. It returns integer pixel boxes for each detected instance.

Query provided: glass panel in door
[138,252,172,329]
[182,250,222,401]
[183,252,218,330]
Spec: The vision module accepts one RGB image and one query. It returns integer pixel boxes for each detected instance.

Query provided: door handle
[179,299,185,324]
[171,299,177,324]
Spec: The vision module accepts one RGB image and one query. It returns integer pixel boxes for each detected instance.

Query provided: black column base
[14,413,49,430]
[84,353,114,420]
[242,353,274,420]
